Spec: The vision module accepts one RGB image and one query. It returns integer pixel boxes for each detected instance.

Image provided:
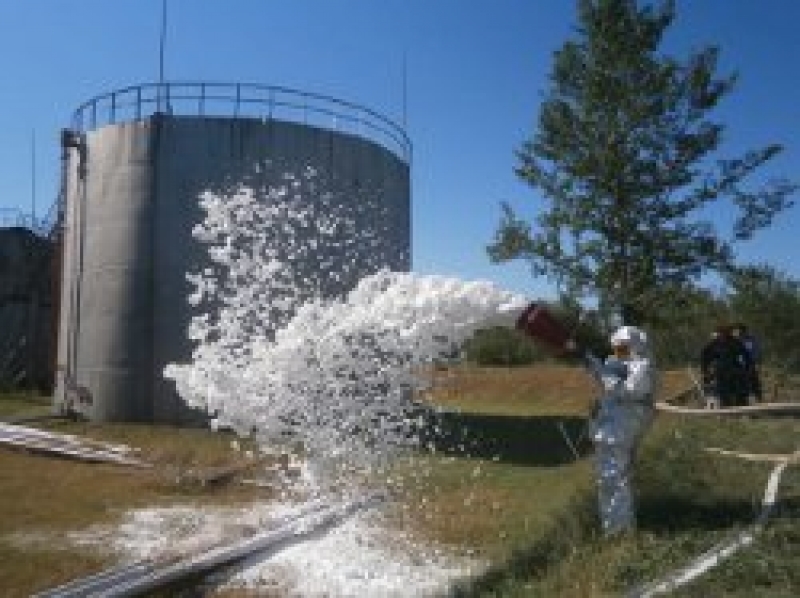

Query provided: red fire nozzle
[515,302,574,356]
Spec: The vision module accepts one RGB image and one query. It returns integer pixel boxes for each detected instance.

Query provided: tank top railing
[0,208,56,238]
[71,82,412,164]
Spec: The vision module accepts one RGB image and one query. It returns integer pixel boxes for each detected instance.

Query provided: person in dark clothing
[700,325,753,407]
[700,331,721,408]
[731,323,763,403]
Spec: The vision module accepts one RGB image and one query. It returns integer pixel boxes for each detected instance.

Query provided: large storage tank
[0,225,54,392]
[54,83,411,423]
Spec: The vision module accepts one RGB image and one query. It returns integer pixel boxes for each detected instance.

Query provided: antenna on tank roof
[402,51,408,129]
[31,129,36,226]
[157,0,168,112]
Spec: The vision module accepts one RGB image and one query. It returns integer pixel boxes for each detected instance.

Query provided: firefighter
[585,326,657,536]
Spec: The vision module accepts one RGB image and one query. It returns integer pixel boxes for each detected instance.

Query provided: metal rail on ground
[0,422,149,467]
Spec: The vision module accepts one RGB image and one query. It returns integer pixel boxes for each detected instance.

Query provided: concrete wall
[54,115,411,423]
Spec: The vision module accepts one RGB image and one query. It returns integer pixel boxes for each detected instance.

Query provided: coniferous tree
[488,0,796,324]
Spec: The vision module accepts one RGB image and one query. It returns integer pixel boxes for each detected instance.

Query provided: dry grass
[422,363,693,416]
[0,419,276,597]
[419,365,800,597]
[3,363,793,596]
[413,364,800,597]
[0,391,51,420]
[0,367,600,596]
[383,454,593,562]
[379,364,605,575]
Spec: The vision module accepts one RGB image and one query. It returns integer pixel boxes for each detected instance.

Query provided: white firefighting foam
[164,166,528,482]
[159,166,526,594]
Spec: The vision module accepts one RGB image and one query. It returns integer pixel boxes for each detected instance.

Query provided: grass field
[1,364,799,596]
[420,365,800,597]
[0,390,52,420]
[0,416,271,596]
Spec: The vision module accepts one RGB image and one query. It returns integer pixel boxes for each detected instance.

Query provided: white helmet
[610,325,649,357]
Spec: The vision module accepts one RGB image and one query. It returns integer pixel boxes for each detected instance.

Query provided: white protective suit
[586,326,656,536]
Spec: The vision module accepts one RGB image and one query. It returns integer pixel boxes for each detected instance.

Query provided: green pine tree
[488,0,796,325]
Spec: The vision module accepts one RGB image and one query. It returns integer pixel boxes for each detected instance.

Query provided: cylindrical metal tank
[0,226,53,391]
[54,83,411,423]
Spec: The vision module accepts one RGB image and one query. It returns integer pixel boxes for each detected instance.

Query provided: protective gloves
[600,358,629,392]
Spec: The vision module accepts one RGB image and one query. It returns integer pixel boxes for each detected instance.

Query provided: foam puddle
[56,499,484,597]
[132,167,529,594]
[220,505,483,597]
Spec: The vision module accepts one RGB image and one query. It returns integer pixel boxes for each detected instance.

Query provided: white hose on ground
[656,401,800,417]
[627,449,797,597]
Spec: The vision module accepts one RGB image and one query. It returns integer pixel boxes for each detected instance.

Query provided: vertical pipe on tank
[54,130,85,413]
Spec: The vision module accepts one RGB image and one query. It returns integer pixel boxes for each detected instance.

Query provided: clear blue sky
[1,1,798,298]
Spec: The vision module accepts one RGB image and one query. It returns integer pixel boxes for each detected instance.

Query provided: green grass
[3,368,800,597]
[0,394,274,597]
[0,390,52,420]
[524,416,800,598]
[419,366,800,597]
[383,453,593,559]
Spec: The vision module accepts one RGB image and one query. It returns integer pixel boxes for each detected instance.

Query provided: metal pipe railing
[0,208,54,237]
[71,81,412,163]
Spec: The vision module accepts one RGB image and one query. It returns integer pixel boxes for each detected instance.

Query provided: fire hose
[516,302,800,594]
[627,449,798,597]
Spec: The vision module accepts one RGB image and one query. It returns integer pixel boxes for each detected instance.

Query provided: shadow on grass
[638,494,800,534]
[774,497,800,517]
[637,495,760,533]
[421,411,593,467]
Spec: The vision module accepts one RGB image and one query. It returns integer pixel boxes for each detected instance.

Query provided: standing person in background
[584,326,657,537]
[700,325,752,407]
[731,323,763,403]
[700,330,721,408]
